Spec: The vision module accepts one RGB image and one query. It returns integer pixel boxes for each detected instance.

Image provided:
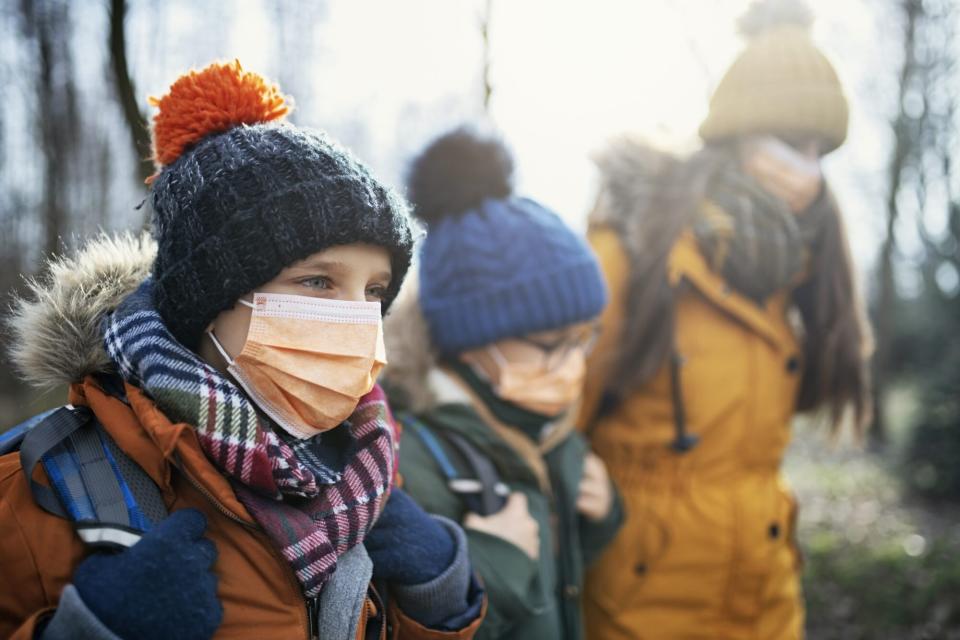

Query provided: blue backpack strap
[399,414,460,480]
[16,405,167,549]
[0,407,60,456]
[19,406,89,518]
[399,413,508,516]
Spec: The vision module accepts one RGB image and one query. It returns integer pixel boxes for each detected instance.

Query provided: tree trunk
[480,0,493,113]
[108,0,153,187]
[872,0,921,447]
[22,0,78,259]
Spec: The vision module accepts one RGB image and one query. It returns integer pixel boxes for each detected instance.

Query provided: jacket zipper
[306,595,320,640]
[175,459,255,528]
[176,463,314,639]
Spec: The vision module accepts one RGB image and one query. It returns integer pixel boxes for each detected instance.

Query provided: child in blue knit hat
[384,127,625,640]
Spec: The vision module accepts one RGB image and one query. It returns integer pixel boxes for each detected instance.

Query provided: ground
[788,393,960,640]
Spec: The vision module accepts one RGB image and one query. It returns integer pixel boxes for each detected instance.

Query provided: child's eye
[301,276,332,290]
[366,285,387,301]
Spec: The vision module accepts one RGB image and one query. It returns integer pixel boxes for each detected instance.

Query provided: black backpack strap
[400,413,508,516]
[442,431,508,516]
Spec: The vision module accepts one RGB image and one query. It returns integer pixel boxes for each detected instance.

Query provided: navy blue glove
[364,489,455,585]
[72,508,222,640]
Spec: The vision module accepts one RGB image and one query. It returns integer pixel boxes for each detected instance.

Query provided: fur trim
[382,267,441,413]
[6,232,157,388]
[590,137,680,231]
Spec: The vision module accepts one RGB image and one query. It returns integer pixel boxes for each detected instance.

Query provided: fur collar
[589,137,680,231]
[382,268,444,413]
[6,232,156,388]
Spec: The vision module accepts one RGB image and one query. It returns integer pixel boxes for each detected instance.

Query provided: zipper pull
[307,596,320,640]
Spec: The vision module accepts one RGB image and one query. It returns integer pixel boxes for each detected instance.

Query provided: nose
[337,285,370,303]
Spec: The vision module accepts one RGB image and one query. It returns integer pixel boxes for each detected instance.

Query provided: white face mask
[208,293,387,439]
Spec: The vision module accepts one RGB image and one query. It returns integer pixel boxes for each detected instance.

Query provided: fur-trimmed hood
[589,137,683,231]
[5,232,156,389]
[381,267,449,413]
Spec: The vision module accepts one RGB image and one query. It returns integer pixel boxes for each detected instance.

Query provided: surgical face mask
[485,342,587,416]
[208,293,387,439]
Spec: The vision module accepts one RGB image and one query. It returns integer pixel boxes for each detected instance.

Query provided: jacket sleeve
[0,463,56,640]
[392,434,488,638]
[577,218,633,430]
[390,516,485,630]
[390,592,487,640]
[578,479,626,567]
[460,529,541,638]
[38,585,122,640]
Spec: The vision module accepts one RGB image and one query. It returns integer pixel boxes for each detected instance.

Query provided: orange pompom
[148,60,290,178]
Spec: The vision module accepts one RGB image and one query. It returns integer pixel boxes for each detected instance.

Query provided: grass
[786,415,960,640]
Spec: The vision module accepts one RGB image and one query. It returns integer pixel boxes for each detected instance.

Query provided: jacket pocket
[584,484,731,619]
[583,497,666,617]
[723,478,800,623]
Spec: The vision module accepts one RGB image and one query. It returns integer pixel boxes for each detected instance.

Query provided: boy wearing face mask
[383,128,624,640]
[0,62,484,640]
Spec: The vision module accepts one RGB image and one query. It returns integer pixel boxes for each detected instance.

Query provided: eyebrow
[289,260,392,283]
[292,259,348,273]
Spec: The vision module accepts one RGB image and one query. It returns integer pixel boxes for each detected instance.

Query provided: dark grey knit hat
[147,64,413,349]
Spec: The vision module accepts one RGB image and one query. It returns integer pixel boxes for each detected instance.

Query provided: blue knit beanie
[406,128,607,355]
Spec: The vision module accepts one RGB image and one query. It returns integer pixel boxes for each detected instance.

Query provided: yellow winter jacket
[580,226,805,640]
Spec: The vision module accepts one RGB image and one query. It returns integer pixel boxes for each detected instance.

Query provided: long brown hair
[591,141,873,434]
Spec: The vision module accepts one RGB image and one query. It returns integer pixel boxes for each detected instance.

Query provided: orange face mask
[208,293,387,439]
[486,343,587,416]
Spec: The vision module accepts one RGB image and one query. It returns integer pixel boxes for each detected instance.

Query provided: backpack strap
[16,404,167,549]
[0,407,60,456]
[19,405,90,519]
[400,413,508,516]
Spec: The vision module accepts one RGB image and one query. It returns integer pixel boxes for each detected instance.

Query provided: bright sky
[126,0,893,269]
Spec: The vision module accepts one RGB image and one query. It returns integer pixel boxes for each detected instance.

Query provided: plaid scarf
[103,280,394,597]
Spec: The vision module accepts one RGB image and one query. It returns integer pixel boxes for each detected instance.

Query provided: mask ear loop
[206,297,257,367]
[206,330,236,367]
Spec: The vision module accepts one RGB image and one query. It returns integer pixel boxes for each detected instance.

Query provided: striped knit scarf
[693,163,808,304]
[103,280,394,597]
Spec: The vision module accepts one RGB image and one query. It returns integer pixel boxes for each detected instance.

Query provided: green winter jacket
[397,385,624,640]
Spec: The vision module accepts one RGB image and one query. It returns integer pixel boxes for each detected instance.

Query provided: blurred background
[0,1,957,637]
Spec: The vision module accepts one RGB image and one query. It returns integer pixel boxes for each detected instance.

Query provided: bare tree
[479,0,493,113]
[19,0,79,259]
[872,0,959,445]
[108,0,152,187]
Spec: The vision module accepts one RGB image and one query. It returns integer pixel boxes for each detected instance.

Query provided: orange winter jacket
[579,227,805,640]
[0,377,484,640]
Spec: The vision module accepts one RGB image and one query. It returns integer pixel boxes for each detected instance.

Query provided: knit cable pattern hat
[699,0,849,153]
[407,127,607,355]
[148,61,414,349]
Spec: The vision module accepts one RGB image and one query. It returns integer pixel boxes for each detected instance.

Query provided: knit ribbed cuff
[391,515,473,627]
[425,258,608,355]
[41,585,122,640]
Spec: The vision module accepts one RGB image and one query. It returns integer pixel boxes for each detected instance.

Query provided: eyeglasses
[516,323,601,370]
